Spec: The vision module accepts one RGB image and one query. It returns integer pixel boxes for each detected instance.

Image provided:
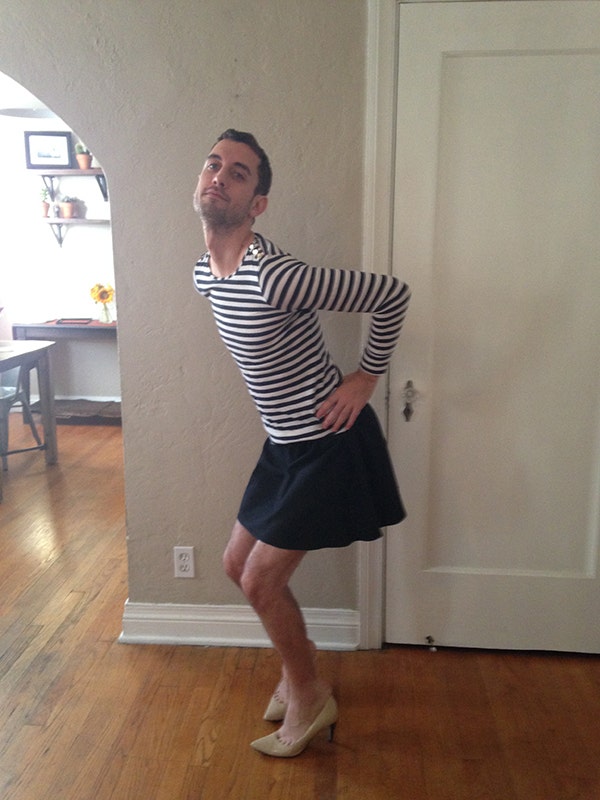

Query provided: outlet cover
[173,546,195,578]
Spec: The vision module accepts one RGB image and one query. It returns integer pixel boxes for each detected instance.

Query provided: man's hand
[316,370,379,432]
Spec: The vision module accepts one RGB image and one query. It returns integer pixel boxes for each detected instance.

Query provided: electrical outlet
[173,546,195,578]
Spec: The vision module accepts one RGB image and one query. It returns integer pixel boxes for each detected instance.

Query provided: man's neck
[204,225,254,278]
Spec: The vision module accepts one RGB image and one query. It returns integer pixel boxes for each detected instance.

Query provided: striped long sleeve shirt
[193,233,410,444]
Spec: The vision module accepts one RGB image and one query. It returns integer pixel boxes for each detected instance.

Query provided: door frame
[359,0,466,647]
[358,0,399,648]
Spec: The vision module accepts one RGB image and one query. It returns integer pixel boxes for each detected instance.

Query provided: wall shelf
[43,217,110,247]
[40,168,108,202]
[38,167,110,245]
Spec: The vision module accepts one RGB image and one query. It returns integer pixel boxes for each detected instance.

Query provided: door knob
[402,380,419,421]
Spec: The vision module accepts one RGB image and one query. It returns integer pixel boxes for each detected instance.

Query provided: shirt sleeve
[259,254,411,375]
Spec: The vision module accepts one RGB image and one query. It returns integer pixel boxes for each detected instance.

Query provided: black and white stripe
[194,233,410,444]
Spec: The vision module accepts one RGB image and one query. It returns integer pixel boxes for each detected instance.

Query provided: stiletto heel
[251,696,338,758]
[328,721,336,743]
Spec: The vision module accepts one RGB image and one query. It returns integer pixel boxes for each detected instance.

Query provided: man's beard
[194,193,251,231]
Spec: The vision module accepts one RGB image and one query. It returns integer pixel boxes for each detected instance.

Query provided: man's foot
[263,679,288,721]
[251,695,338,758]
[276,680,332,746]
[263,641,317,721]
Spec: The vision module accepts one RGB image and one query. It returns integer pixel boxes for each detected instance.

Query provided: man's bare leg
[269,638,318,716]
[223,521,331,744]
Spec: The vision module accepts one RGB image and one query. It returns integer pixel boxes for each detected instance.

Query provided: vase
[99,304,112,323]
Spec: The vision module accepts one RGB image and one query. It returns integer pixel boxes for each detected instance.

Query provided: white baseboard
[119,601,360,651]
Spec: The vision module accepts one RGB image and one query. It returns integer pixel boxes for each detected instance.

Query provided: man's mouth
[203,188,228,201]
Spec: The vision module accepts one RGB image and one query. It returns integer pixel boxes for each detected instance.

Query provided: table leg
[21,366,32,425]
[36,349,58,465]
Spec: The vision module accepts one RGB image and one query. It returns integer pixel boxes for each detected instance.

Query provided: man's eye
[232,171,246,181]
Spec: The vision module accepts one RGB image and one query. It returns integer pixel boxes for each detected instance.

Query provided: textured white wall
[0,0,367,609]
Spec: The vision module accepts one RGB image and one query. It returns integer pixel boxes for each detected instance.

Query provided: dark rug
[31,399,122,426]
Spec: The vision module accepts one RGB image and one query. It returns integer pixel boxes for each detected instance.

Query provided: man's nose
[212,170,225,186]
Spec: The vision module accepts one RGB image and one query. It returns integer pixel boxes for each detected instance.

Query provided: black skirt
[238,404,405,551]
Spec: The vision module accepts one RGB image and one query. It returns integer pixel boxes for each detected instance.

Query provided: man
[193,130,410,757]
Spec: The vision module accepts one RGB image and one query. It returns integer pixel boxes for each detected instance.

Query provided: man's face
[193,139,266,230]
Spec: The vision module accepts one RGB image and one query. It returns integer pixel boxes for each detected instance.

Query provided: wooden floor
[1,417,600,799]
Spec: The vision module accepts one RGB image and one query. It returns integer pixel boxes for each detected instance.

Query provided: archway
[0,70,119,405]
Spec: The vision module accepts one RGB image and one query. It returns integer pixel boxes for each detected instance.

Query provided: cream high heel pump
[263,692,287,722]
[251,696,338,758]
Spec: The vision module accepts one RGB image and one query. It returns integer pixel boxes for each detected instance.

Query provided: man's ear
[251,194,268,219]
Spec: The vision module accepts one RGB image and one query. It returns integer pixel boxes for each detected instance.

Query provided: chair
[0,365,42,470]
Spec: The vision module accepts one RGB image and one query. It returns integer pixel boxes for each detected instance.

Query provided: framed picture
[24,131,74,169]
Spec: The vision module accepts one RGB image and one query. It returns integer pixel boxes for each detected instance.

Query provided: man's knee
[223,520,253,587]
[239,545,305,614]
[239,566,269,613]
[223,546,241,586]
[224,547,269,611]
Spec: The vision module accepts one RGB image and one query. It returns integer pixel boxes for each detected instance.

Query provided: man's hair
[216,129,272,196]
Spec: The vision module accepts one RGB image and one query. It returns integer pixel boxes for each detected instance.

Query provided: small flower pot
[76,153,92,170]
[59,202,75,219]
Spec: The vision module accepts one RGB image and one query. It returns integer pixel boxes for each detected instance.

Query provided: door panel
[386,1,600,651]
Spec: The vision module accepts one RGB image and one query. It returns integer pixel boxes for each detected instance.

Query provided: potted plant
[41,188,50,217]
[59,196,78,219]
[75,142,92,170]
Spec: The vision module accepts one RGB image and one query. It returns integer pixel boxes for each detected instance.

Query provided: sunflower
[90,283,115,305]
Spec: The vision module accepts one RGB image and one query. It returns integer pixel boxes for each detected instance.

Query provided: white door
[385,1,600,652]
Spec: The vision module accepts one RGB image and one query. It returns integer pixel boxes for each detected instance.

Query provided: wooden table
[0,340,57,501]
[13,320,117,341]
[13,321,118,404]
